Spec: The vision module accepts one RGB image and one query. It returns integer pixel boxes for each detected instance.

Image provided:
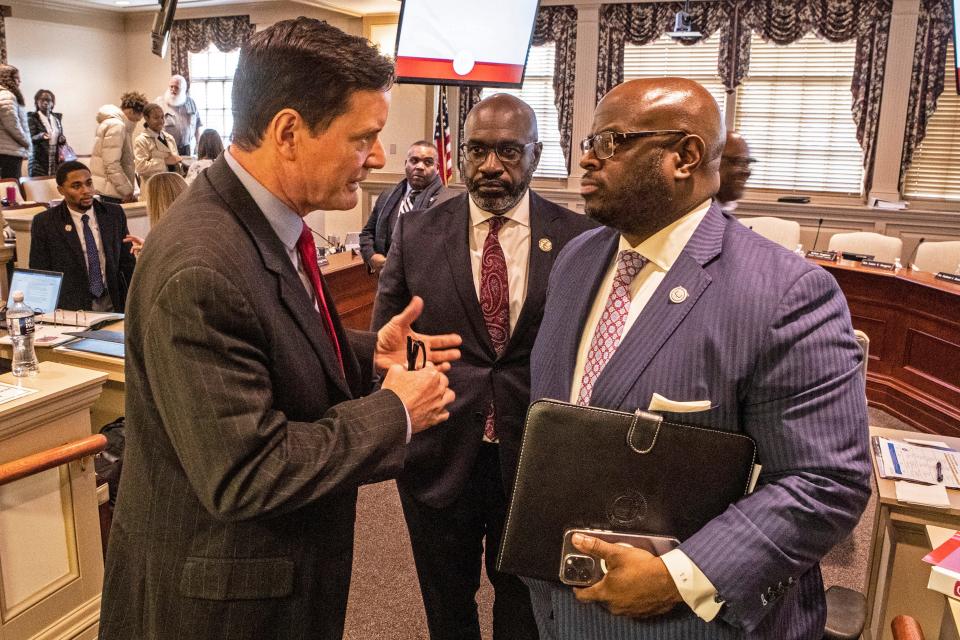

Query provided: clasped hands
[375,296,461,433]
[570,533,683,619]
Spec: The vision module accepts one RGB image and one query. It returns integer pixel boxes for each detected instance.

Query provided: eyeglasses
[459,141,539,165]
[722,156,758,169]
[580,130,687,160]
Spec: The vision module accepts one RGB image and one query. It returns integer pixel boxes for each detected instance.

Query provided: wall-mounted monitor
[394,0,540,88]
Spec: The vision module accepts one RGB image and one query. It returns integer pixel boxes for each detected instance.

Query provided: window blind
[623,33,727,112]
[903,42,960,201]
[189,44,240,142]
[734,33,863,195]
[481,44,567,178]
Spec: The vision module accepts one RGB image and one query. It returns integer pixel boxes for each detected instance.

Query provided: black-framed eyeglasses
[580,130,688,160]
[459,141,539,165]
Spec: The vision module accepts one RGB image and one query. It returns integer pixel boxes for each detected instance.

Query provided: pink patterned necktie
[480,215,510,440]
[576,250,648,406]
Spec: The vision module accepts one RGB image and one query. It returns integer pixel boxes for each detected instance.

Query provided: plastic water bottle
[6,291,39,376]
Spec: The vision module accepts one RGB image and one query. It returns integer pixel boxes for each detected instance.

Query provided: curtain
[900,0,953,187]
[170,15,255,83]
[456,5,579,172]
[0,13,6,65]
[596,2,730,103]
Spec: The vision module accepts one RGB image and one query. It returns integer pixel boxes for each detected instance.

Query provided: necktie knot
[487,215,506,236]
[615,250,646,285]
[81,213,89,224]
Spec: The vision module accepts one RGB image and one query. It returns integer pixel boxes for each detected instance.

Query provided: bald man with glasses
[372,93,596,640]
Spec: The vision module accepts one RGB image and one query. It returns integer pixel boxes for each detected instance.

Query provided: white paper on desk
[874,437,960,488]
[895,480,951,507]
[0,325,75,347]
[0,381,36,405]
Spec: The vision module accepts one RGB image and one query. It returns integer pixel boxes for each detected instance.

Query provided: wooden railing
[0,434,106,486]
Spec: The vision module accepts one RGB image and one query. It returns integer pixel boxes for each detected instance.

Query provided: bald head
[717,131,753,203]
[579,78,725,243]
[465,93,539,141]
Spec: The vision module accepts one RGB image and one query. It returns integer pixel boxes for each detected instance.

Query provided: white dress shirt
[68,204,107,291]
[467,190,531,335]
[568,198,724,622]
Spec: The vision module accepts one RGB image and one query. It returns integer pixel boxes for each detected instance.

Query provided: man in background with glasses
[526,77,869,640]
[372,93,595,640]
[716,131,756,211]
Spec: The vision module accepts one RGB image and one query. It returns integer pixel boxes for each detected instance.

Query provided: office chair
[913,240,960,274]
[740,216,801,250]
[20,176,59,204]
[828,232,903,264]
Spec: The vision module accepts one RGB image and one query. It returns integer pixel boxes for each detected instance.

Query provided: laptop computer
[7,268,63,316]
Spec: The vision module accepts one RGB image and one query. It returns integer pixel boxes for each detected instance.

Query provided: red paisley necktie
[480,215,510,440]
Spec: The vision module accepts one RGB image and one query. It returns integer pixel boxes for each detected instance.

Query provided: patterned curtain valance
[170,15,255,83]
[900,0,953,189]
[457,5,578,174]
[0,13,6,64]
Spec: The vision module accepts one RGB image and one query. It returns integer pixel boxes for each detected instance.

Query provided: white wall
[5,3,127,156]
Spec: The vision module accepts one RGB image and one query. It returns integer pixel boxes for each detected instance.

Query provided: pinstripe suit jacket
[526,203,871,640]
[98,157,409,640]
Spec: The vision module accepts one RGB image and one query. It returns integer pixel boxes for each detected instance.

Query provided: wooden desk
[811,259,960,436]
[321,251,378,330]
[866,427,960,640]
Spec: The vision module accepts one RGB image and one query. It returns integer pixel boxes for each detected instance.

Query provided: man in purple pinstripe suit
[525,77,871,639]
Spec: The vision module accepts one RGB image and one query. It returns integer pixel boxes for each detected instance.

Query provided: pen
[937,461,944,483]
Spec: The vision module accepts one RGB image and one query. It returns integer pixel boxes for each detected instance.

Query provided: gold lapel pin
[65,224,72,232]
[538,238,552,252]
[669,286,688,304]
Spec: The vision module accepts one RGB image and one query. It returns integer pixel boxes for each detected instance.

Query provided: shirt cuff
[403,405,412,443]
[660,549,723,622]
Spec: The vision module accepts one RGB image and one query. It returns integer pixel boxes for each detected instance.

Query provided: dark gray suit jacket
[371,191,596,507]
[98,156,409,640]
[29,199,136,311]
[358,174,450,270]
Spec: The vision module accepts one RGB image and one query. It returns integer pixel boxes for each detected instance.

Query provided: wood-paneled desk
[866,427,960,640]
[811,258,960,436]
[1,252,377,430]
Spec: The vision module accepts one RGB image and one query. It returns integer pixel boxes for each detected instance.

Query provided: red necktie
[296,224,344,373]
[480,215,510,440]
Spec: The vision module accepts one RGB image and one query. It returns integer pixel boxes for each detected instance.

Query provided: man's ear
[269,109,302,161]
[673,135,706,180]
[530,141,543,172]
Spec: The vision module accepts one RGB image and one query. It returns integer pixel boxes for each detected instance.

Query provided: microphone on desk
[907,237,925,270]
[812,218,824,250]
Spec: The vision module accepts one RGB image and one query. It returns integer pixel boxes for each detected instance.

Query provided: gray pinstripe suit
[526,203,871,640]
[98,156,409,640]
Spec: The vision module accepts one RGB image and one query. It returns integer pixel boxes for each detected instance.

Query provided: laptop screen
[7,268,63,315]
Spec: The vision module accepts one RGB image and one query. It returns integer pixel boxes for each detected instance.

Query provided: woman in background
[124,172,187,257]
[28,89,67,177]
[0,65,31,179]
[185,128,224,184]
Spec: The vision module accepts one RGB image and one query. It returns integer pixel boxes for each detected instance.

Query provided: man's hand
[381,363,455,433]
[370,254,387,270]
[572,533,683,618]
[375,296,461,373]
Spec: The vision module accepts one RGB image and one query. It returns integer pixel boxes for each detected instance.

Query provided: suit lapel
[506,192,555,352]
[589,204,727,409]
[204,157,352,398]
[56,203,86,271]
[437,195,495,355]
[94,201,116,277]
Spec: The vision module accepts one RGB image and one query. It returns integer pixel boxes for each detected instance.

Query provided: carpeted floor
[343,407,912,639]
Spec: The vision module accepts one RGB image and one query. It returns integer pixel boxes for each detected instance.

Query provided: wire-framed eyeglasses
[459,141,539,165]
[580,130,688,160]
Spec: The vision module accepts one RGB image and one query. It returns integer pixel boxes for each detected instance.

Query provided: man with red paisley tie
[372,94,597,640]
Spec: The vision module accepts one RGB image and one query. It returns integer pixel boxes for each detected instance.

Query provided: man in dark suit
[98,18,460,640]
[29,160,135,312]
[372,94,596,640]
[526,78,870,639]
[359,140,451,272]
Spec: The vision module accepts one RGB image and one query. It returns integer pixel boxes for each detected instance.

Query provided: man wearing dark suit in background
[29,160,135,312]
[526,77,870,640]
[98,18,460,640]
[359,140,451,272]
[372,94,596,640]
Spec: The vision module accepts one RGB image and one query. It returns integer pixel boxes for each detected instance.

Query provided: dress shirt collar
[67,203,93,218]
[224,147,303,252]
[468,189,530,229]
[619,198,712,272]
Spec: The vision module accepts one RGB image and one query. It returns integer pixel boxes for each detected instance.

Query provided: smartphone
[559,528,680,587]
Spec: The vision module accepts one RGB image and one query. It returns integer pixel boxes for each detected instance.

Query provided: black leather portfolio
[497,399,758,582]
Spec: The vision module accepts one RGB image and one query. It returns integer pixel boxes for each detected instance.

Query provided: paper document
[896,481,950,507]
[38,311,123,328]
[0,381,36,405]
[873,436,960,488]
[0,325,75,347]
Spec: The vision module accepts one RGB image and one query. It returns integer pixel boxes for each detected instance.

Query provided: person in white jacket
[0,64,31,179]
[134,102,181,183]
[91,92,147,203]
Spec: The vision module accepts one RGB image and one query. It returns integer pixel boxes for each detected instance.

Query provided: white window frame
[188,44,241,143]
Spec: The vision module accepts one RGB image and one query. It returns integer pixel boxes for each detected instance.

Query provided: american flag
[434,86,453,185]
